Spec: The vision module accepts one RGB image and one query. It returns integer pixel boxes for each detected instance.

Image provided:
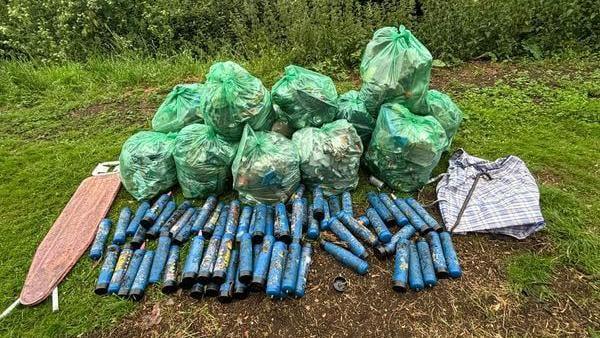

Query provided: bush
[0,0,597,62]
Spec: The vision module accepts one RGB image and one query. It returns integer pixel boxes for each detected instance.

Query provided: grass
[0,53,599,336]
[507,253,556,299]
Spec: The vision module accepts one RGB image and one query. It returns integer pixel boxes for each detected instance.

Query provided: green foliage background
[0,0,598,62]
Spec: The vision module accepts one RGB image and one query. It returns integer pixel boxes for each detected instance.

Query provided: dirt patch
[430,59,600,93]
[431,61,515,92]
[69,99,157,119]
[94,229,597,338]
[536,169,563,187]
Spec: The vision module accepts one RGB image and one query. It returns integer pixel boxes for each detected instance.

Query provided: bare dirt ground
[105,233,598,337]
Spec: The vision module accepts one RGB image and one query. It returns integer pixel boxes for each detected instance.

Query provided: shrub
[0,0,597,62]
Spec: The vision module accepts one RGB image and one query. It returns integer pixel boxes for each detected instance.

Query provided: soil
[102,232,598,337]
[69,98,156,119]
[431,61,514,91]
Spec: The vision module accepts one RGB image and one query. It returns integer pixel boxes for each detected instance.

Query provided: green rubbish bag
[270,103,293,138]
[232,125,301,204]
[359,25,432,116]
[292,119,363,195]
[271,65,338,130]
[336,90,376,146]
[201,61,273,141]
[119,131,178,200]
[365,103,447,192]
[151,83,204,133]
[173,124,238,198]
[414,90,463,149]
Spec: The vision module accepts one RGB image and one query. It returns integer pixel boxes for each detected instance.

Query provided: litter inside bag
[173,124,238,198]
[359,25,432,116]
[119,131,178,200]
[232,125,301,204]
[270,103,293,138]
[414,90,463,149]
[365,103,447,192]
[271,65,338,130]
[292,119,363,195]
[201,61,273,140]
[336,90,376,146]
[151,83,204,133]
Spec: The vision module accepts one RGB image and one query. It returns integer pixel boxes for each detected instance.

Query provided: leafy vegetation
[1,0,598,63]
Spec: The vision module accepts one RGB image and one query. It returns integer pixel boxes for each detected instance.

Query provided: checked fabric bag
[436,149,545,239]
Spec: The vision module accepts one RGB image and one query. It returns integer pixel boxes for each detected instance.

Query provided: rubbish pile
[232,125,301,204]
[119,25,462,202]
[2,25,548,319]
[173,124,237,198]
[91,186,461,301]
[101,25,466,301]
[360,26,463,192]
[292,119,363,195]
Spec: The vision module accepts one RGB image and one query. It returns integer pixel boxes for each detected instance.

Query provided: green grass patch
[507,254,556,299]
[0,54,598,336]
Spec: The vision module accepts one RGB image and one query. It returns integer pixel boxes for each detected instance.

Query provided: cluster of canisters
[89,184,461,302]
[361,192,462,291]
[314,189,462,291]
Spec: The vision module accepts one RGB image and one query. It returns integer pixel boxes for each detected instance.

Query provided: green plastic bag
[201,61,273,141]
[119,131,178,200]
[151,83,204,133]
[270,103,293,138]
[271,65,338,130]
[359,26,432,116]
[414,90,463,149]
[173,124,238,198]
[292,119,363,195]
[365,103,447,192]
[232,125,301,204]
[336,90,376,146]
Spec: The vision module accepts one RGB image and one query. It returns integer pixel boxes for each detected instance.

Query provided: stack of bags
[120,63,364,203]
[360,26,463,192]
[119,25,464,202]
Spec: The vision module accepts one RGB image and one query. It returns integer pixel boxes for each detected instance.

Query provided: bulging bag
[359,26,432,116]
[336,90,376,146]
[414,90,463,149]
[119,131,178,200]
[365,103,447,192]
[201,61,273,140]
[173,124,238,198]
[271,65,338,130]
[292,119,363,195]
[270,103,293,138]
[232,125,301,204]
[151,83,204,133]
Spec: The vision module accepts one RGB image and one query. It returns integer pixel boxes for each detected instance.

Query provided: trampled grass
[0,54,598,336]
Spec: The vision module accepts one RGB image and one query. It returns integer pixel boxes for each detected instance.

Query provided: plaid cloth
[436,149,545,239]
